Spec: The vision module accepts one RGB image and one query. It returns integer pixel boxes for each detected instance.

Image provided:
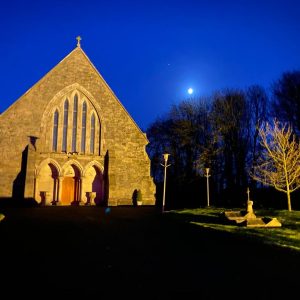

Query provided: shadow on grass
[166,208,226,225]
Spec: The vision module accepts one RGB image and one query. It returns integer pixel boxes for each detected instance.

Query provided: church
[0,38,156,206]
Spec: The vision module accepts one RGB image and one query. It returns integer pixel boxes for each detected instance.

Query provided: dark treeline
[146,70,300,210]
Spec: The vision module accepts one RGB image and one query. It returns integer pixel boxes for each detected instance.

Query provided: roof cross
[76,36,82,47]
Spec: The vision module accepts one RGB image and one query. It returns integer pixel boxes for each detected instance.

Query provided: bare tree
[251,120,300,211]
[211,90,250,197]
[146,99,212,208]
[272,70,300,136]
[246,85,268,172]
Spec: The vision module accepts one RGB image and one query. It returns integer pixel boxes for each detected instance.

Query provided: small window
[62,99,69,152]
[81,101,87,153]
[90,113,95,154]
[52,110,59,151]
[72,94,78,152]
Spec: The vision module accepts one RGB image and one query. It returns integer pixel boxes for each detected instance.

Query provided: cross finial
[76,36,82,47]
[246,187,250,202]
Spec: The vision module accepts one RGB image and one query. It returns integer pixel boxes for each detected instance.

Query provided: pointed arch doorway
[37,162,59,205]
[61,164,81,205]
[84,164,104,205]
[92,167,104,205]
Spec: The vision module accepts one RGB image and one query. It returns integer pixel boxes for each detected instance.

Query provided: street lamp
[161,153,171,212]
[204,168,211,207]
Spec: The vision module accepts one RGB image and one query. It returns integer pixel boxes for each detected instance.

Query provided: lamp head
[163,153,170,162]
[205,167,210,174]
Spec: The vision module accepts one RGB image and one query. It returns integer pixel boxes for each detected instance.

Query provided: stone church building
[0,39,156,206]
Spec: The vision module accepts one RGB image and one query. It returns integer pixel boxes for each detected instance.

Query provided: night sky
[1,0,300,130]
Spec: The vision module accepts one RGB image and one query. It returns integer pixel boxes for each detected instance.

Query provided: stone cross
[247,187,250,202]
[246,187,254,214]
[76,36,82,47]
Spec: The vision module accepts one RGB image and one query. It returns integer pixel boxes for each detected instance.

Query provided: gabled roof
[72,46,148,143]
[1,42,148,143]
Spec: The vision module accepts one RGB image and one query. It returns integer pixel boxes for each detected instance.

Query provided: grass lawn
[168,207,300,251]
[1,206,300,298]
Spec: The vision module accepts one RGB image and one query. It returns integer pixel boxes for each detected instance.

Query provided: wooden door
[61,177,75,205]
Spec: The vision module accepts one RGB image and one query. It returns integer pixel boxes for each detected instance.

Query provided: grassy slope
[169,207,300,251]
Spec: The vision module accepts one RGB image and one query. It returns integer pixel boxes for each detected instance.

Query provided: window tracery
[62,99,69,152]
[52,110,59,151]
[90,113,95,154]
[81,101,87,153]
[72,94,78,152]
[50,92,99,155]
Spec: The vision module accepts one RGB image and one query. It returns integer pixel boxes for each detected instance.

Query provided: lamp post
[161,153,171,212]
[204,168,211,207]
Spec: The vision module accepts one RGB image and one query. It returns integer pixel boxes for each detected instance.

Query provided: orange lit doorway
[61,177,75,205]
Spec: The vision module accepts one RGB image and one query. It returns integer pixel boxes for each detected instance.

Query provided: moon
[188,88,194,95]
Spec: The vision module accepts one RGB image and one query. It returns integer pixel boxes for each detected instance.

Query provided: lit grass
[168,207,300,251]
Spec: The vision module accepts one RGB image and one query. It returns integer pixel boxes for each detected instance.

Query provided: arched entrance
[61,164,81,205]
[37,163,59,205]
[84,165,104,205]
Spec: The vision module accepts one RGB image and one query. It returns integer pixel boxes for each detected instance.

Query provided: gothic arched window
[81,101,87,153]
[72,94,78,152]
[52,110,59,151]
[90,113,95,154]
[62,99,69,152]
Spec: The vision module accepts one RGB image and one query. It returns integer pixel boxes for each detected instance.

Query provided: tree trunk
[287,189,292,212]
[284,157,292,211]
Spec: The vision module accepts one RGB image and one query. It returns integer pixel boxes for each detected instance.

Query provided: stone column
[53,178,58,204]
[57,176,64,205]
[34,176,40,203]
[77,178,81,205]
[80,176,86,205]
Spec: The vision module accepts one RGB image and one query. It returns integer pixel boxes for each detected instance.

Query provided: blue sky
[1,0,300,130]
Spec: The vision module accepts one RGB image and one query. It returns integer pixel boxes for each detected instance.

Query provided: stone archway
[36,163,59,205]
[83,165,104,205]
[61,164,81,205]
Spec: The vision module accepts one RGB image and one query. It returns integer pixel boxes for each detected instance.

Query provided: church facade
[0,40,156,206]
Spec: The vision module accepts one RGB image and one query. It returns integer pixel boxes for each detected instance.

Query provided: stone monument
[223,188,282,228]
